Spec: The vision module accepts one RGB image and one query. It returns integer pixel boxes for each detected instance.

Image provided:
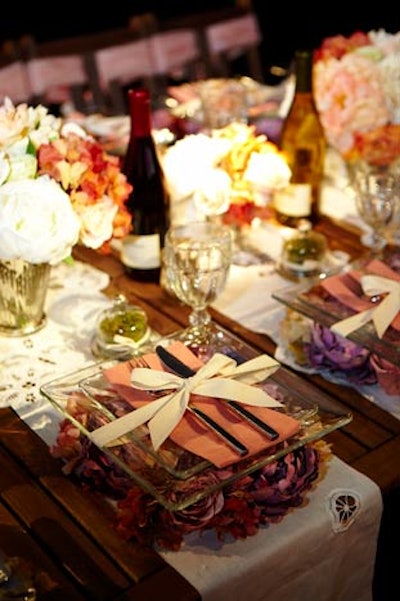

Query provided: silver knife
[155,345,248,456]
[155,345,279,441]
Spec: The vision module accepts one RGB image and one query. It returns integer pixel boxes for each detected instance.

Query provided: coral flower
[0,98,132,262]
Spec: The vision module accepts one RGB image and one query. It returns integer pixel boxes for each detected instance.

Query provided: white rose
[0,175,80,264]
[7,154,37,181]
[73,197,118,249]
[0,99,60,150]
[162,134,231,201]
[244,152,292,192]
[193,168,232,216]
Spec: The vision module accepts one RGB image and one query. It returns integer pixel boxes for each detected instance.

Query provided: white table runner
[161,456,382,601]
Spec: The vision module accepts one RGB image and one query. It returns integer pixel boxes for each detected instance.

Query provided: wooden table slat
[0,504,87,600]
[0,408,201,601]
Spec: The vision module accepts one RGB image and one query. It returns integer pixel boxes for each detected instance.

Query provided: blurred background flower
[314,29,400,167]
[162,122,291,226]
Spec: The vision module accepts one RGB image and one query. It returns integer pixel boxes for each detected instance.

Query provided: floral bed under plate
[40,327,347,550]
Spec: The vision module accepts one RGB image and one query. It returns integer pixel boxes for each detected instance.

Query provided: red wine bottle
[120,88,169,282]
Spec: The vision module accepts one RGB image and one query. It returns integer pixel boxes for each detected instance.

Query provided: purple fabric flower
[164,470,226,531]
[304,323,377,386]
[249,445,320,520]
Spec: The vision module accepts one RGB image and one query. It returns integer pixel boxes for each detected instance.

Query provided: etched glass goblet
[163,221,233,352]
[350,162,400,257]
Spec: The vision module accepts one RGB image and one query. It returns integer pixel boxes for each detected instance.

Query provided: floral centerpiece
[0,98,132,335]
[0,97,132,265]
[313,29,400,168]
[162,122,291,227]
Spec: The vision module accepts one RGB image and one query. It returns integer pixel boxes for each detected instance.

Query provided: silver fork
[130,355,248,456]
[128,356,150,369]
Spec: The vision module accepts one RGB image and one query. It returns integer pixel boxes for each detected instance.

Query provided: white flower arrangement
[0,175,80,264]
[162,123,291,225]
[0,98,132,264]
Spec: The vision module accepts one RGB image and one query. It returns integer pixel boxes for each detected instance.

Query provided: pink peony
[314,29,400,165]
[314,53,389,155]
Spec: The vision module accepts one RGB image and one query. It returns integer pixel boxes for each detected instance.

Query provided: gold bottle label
[274,183,312,217]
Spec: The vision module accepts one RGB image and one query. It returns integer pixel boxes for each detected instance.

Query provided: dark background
[1,1,399,79]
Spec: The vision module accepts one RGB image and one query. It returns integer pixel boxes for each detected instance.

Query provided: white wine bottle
[275,49,326,227]
[120,88,169,282]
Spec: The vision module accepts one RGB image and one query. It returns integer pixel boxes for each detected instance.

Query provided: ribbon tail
[229,355,280,383]
[149,389,189,450]
[195,378,283,407]
[372,289,400,339]
[131,367,183,390]
[217,354,280,384]
[90,393,175,447]
[194,353,237,380]
[330,307,375,337]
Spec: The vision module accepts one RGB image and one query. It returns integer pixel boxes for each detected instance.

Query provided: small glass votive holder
[91,294,151,359]
[278,220,328,281]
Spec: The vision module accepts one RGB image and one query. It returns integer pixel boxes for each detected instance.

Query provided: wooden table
[0,407,200,600]
[0,215,398,600]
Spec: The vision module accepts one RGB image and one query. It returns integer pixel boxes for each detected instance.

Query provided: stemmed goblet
[163,221,233,353]
[350,163,400,257]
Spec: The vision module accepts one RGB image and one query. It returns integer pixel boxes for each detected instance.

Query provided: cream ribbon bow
[90,353,281,450]
[331,274,400,339]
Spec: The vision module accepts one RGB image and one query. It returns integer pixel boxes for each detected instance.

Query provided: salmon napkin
[90,341,301,468]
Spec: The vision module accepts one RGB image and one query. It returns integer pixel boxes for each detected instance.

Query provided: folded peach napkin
[93,341,301,468]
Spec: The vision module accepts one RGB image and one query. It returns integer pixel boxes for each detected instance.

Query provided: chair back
[150,29,205,78]
[88,37,157,114]
[0,58,31,104]
[203,12,264,81]
[27,55,87,102]
[147,28,208,103]
[19,35,100,114]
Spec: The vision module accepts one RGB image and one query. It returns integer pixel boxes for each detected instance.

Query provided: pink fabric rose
[370,354,400,395]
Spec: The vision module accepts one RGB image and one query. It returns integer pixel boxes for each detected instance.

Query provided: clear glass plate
[273,272,400,366]
[40,326,352,511]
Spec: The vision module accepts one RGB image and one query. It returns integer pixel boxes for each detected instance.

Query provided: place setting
[39,218,352,531]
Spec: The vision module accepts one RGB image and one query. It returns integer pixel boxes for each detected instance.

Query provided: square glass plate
[273,277,400,366]
[40,326,352,510]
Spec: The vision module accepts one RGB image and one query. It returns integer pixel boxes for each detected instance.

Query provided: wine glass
[350,163,400,256]
[163,221,233,352]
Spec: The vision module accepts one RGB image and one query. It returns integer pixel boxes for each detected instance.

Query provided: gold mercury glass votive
[0,259,51,336]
